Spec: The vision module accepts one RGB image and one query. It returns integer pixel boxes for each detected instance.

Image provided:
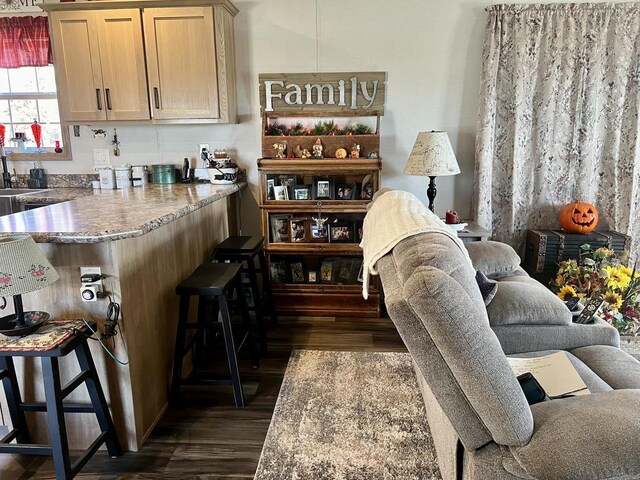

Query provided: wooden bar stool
[171,263,257,408]
[211,236,278,353]
[0,320,121,480]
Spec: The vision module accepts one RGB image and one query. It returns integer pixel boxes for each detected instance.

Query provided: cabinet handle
[153,87,160,109]
[105,88,112,110]
[95,89,103,111]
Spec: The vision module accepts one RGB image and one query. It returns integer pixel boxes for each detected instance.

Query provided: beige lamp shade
[0,234,59,297]
[404,131,461,177]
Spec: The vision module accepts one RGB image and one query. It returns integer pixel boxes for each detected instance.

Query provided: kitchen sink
[0,189,49,216]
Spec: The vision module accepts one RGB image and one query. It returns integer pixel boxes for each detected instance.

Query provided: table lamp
[0,234,59,336]
[403,131,460,212]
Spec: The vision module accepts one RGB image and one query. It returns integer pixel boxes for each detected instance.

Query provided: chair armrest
[510,390,640,480]
[493,317,620,355]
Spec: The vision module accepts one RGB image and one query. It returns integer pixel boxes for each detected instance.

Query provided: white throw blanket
[360,190,473,299]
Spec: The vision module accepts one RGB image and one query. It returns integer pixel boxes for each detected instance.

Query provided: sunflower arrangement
[552,245,640,335]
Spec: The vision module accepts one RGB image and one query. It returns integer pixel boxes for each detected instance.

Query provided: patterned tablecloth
[0,319,88,352]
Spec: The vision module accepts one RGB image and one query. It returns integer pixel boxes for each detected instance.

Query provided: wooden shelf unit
[257,121,382,317]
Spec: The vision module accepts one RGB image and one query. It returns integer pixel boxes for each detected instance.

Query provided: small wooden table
[457,221,491,244]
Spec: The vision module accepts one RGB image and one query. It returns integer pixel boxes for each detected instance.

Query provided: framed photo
[357,261,364,283]
[354,220,364,243]
[290,218,309,242]
[336,184,356,200]
[273,185,288,201]
[308,271,318,283]
[360,182,374,200]
[329,223,354,243]
[270,214,291,243]
[335,258,356,284]
[313,176,335,200]
[320,259,334,283]
[270,260,288,284]
[293,185,312,200]
[266,178,276,200]
[310,223,328,242]
[290,261,305,283]
[279,175,297,198]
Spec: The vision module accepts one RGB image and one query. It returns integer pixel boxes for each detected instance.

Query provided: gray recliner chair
[378,232,640,480]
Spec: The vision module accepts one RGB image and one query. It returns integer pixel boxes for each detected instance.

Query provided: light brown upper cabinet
[50,9,150,122]
[44,0,239,124]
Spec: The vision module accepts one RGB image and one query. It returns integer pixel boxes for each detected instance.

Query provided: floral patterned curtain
[474,3,640,261]
[0,16,52,68]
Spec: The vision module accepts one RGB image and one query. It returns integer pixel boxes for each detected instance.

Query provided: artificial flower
[557,285,577,301]
[604,266,631,290]
[603,291,623,310]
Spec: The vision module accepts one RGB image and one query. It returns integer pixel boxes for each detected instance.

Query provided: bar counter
[0,183,244,451]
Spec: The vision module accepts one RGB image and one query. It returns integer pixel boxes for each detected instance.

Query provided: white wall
[7,0,610,234]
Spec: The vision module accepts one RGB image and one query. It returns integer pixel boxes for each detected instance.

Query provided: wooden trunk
[524,229,632,285]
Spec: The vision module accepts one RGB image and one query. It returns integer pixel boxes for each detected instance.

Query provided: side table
[457,221,491,244]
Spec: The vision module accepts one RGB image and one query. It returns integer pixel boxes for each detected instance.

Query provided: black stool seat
[0,320,121,480]
[176,263,241,296]
[172,262,257,408]
[214,235,264,254]
[212,236,278,349]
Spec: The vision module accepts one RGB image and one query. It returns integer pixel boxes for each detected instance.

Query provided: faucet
[1,146,11,189]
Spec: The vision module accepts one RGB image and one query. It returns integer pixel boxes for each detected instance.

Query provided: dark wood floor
[1,316,406,479]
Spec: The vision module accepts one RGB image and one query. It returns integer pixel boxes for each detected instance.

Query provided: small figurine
[350,144,361,159]
[312,138,324,159]
[335,148,347,159]
[301,148,311,159]
[273,142,286,159]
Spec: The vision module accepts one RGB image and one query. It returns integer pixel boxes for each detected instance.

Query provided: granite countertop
[0,183,244,243]
[14,188,97,203]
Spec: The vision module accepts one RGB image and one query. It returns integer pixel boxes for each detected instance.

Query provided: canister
[131,165,148,186]
[99,168,116,189]
[114,166,132,189]
[152,164,177,184]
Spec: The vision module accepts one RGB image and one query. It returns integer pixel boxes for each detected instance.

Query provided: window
[0,65,71,160]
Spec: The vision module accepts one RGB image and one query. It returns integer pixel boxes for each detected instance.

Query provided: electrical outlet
[93,149,110,166]
[198,143,210,166]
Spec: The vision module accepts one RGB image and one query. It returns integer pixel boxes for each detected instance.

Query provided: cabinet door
[95,10,150,120]
[49,11,106,122]
[143,7,220,120]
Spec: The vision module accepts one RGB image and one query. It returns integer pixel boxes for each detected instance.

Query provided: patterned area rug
[254,350,442,480]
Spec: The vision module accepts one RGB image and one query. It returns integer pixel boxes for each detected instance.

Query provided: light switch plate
[93,149,110,166]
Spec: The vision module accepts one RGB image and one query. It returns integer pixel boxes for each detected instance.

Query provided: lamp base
[0,311,50,337]
[426,176,437,212]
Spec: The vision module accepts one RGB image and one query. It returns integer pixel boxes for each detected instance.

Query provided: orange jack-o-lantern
[559,202,599,234]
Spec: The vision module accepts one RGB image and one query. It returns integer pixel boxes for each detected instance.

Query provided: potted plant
[552,245,640,338]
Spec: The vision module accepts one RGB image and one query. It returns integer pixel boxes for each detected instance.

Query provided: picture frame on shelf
[270,260,288,284]
[270,214,291,243]
[335,258,357,284]
[360,182,374,200]
[267,178,276,200]
[290,218,309,242]
[279,174,297,198]
[308,271,318,283]
[310,223,328,242]
[273,185,288,201]
[320,259,334,283]
[293,185,312,200]
[313,176,335,200]
[329,222,355,243]
[290,261,305,283]
[354,220,364,243]
[336,184,356,200]
[357,261,364,283]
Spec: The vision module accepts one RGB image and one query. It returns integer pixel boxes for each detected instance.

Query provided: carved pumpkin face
[559,202,599,234]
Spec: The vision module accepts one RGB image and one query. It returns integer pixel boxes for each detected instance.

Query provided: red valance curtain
[0,16,53,68]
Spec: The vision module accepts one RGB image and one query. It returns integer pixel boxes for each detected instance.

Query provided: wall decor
[0,0,42,13]
[259,72,386,113]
